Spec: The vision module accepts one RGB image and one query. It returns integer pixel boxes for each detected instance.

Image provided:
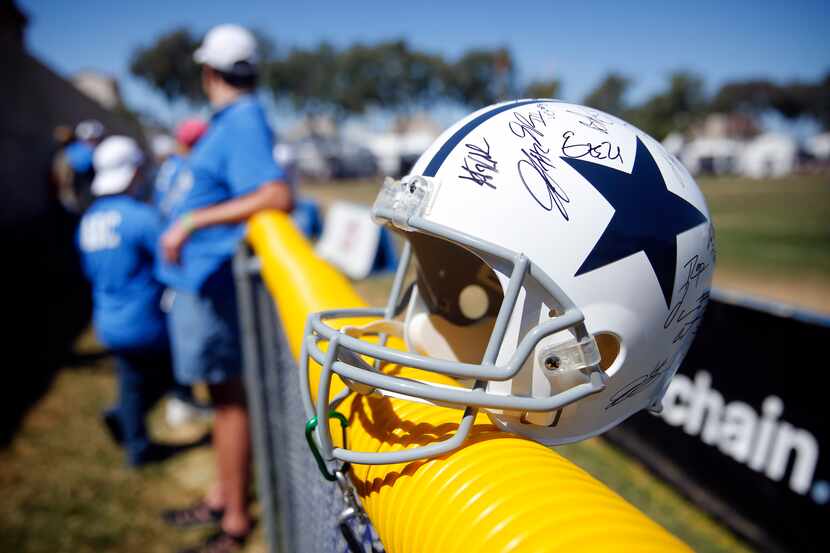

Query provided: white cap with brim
[194,24,258,74]
[91,136,144,196]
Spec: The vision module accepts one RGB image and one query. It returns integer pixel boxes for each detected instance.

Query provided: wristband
[180,212,197,235]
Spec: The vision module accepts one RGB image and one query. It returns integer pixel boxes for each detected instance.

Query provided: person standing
[152,118,212,429]
[65,120,105,211]
[157,24,292,553]
[77,136,178,466]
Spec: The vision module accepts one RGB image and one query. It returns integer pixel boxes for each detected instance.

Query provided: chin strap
[340,319,406,340]
[337,319,408,396]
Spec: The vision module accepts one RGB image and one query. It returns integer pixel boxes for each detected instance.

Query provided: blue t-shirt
[152,154,191,220]
[65,141,94,173]
[78,195,167,351]
[157,95,284,293]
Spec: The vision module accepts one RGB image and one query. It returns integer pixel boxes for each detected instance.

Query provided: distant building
[805,133,830,161]
[738,133,798,179]
[71,71,124,111]
[690,112,760,140]
[662,132,685,158]
[680,137,744,176]
[281,113,441,179]
[358,114,441,177]
[668,112,827,179]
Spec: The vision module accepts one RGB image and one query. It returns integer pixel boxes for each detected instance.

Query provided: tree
[524,78,561,99]
[583,73,630,116]
[268,43,340,114]
[129,28,203,104]
[627,72,706,139]
[446,48,515,108]
[266,40,448,117]
[712,73,830,129]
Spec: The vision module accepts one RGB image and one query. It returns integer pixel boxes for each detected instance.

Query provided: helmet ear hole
[595,333,621,372]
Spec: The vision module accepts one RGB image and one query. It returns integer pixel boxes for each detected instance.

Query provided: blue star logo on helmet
[562,137,707,308]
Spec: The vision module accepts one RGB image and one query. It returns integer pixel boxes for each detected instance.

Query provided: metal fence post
[234,246,281,553]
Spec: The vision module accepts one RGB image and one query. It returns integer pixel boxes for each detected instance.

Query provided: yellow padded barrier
[248,211,691,553]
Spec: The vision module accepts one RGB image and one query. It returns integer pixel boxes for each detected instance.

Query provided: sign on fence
[315,202,398,280]
[608,291,829,553]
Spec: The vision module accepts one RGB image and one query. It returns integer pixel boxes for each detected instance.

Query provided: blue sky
[18,0,830,126]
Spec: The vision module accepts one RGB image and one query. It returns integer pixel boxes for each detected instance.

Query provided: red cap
[175,118,208,148]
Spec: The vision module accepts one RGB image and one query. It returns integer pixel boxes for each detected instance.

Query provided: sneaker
[177,529,248,553]
[162,501,224,529]
[166,397,213,427]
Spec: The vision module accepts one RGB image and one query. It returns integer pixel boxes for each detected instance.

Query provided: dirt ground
[714,268,830,314]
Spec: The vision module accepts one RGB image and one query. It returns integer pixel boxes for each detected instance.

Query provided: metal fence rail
[235,249,373,553]
[241,211,693,553]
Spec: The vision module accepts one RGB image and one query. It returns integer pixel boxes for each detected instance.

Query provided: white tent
[805,132,830,160]
[360,130,438,177]
[662,132,686,158]
[680,137,744,175]
[738,133,798,178]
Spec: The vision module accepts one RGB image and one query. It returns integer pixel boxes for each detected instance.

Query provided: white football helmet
[302,100,715,466]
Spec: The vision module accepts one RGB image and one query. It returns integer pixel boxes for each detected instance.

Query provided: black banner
[607,291,829,553]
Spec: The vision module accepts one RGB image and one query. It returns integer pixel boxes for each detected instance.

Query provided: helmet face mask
[302,100,714,466]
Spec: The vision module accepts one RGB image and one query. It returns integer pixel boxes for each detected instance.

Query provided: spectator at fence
[157,24,293,553]
[153,119,212,429]
[77,136,183,467]
[65,119,105,211]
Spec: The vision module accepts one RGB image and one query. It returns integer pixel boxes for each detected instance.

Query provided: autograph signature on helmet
[605,359,669,410]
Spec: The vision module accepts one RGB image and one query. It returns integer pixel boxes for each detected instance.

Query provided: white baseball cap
[91,136,144,196]
[194,24,258,74]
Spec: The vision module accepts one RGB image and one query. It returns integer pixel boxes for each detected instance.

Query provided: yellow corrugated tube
[248,211,691,553]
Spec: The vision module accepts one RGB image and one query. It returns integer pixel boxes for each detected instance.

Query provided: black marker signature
[561,131,624,164]
[509,110,548,147]
[566,109,614,134]
[538,103,557,119]
[509,110,571,220]
[605,359,669,410]
[664,254,711,345]
[458,137,498,189]
[670,291,710,344]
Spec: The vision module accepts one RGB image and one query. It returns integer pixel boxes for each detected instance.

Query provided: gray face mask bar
[300,176,609,466]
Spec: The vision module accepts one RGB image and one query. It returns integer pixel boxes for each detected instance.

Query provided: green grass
[0,339,264,553]
[698,175,830,280]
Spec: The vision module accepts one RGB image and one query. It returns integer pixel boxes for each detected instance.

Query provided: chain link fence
[234,247,382,553]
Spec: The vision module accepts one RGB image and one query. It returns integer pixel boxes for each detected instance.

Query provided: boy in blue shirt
[77,136,177,466]
[157,24,293,553]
